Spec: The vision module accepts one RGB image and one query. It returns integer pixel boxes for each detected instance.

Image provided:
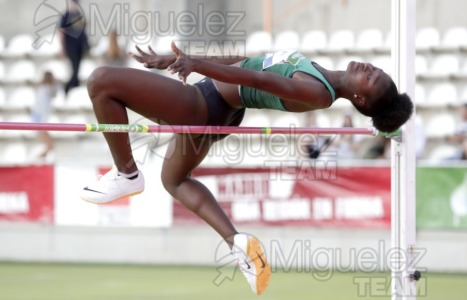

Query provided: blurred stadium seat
[312,56,334,69]
[186,72,205,85]
[270,114,301,128]
[426,83,458,106]
[66,86,92,110]
[422,54,460,79]
[330,97,353,109]
[245,31,273,55]
[0,35,5,54]
[5,60,36,83]
[1,142,29,164]
[327,30,355,53]
[0,88,5,107]
[451,59,467,80]
[273,30,300,51]
[0,61,5,82]
[374,31,392,54]
[90,35,127,57]
[415,27,440,52]
[414,83,426,104]
[30,34,61,57]
[300,30,327,54]
[5,86,35,111]
[90,36,109,58]
[460,59,467,76]
[415,55,429,76]
[79,59,98,82]
[241,110,271,127]
[3,33,34,57]
[315,112,331,127]
[353,28,384,53]
[370,55,392,75]
[459,86,467,102]
[425,112,456,137]
[437,27,467,51]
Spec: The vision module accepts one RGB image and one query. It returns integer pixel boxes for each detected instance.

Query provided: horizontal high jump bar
[0,122,400,137]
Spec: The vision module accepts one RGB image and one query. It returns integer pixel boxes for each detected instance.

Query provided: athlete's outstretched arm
[168,42,330,107]
[130,45,246,70]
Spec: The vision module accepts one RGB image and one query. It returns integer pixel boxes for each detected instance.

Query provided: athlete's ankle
[225,232,239,250]
[117,169,139,180]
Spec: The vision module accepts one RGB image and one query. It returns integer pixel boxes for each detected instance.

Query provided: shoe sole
[246,236,271,295]
[81,189,144,205]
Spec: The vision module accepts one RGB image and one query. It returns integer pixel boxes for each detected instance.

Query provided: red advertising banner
[0,165,54,223]
[173,166,391,228]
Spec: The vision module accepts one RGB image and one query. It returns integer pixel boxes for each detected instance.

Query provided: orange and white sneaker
[232,233,271,295]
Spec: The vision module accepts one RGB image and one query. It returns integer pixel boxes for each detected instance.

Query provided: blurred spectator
[102,30,127,67]
[31,71,58,158]
[59,0,89,95]
[446,103,467,159]
[327,113,359,159]
[362,137,390,159]
[302,112,331,159]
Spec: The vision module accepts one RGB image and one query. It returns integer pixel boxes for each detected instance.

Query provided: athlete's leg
[161,134,237,246]
[87,66,208,174]
[161,134,271,295]
[88,66,237,243]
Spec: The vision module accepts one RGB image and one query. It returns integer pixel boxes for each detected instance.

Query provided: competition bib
[262,50,305,70]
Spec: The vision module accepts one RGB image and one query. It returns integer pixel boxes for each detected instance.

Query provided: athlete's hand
[129,45,176,70]
[167,41,196,86]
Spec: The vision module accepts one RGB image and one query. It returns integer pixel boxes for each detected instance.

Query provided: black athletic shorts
[194,78,245,140]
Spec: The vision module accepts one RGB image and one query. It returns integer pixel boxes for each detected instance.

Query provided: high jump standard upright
[391,0,419,299]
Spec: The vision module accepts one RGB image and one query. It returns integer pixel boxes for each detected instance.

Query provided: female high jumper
[81,42,413,295]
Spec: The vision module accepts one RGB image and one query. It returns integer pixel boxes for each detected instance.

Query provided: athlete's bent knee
[87,66,113,99]
[161,176,179,196]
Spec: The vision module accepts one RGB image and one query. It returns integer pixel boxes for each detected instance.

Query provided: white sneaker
[80,167,145,204]
[232,233,271,295]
